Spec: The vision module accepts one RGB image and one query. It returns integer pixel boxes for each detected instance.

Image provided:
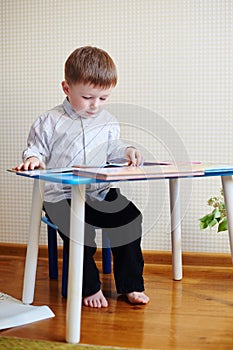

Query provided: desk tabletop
[13,162,233,185]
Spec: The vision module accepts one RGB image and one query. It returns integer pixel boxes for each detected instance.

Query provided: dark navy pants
[44,188,145,297]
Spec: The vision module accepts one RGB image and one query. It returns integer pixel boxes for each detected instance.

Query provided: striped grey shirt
[23,98,128,202]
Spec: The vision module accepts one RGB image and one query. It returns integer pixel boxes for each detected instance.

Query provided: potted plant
[199,189,228,232]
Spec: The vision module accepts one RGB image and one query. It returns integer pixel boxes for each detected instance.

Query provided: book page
[0,293,55,330]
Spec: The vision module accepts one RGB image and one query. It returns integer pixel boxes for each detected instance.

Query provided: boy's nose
[90,98,101,108]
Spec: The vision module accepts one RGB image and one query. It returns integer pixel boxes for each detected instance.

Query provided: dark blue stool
[41,216,112,298]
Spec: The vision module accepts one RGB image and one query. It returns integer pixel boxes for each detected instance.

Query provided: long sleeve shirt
[23,98,128,203]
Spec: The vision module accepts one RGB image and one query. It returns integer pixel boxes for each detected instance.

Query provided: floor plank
[0,255,232,349]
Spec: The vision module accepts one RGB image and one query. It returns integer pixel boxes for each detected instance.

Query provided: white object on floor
[0,292,55,330]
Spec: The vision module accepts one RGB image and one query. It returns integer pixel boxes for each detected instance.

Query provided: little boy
[15,46,149,308]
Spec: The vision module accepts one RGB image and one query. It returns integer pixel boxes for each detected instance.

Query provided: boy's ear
[61,80,70,95]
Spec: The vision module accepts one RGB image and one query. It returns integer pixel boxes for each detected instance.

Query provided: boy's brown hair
[64,46,117,88]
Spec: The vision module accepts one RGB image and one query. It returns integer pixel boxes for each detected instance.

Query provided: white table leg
[66,184,86,344]
[221,176,233,262]
[169,178,182,280]
[22,179,45,304]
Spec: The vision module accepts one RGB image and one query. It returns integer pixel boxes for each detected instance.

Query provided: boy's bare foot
[126,291,150,305]
[83,290,108,308]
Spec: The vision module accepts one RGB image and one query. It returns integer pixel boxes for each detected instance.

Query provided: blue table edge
[14,168,233,185]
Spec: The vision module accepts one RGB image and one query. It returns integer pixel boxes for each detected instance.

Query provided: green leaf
[200,221,208,230]
[199,214,211,222]
[200,213,215,223]
[209,218,218,228]
[212,208,221,219]
[199,212,218,230]
[218,217,228,232]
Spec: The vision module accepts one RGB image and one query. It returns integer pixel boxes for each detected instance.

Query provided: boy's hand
[125,147,144,166]
[13,157,46,171]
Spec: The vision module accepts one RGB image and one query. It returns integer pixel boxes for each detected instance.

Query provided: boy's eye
[82,96,108,101]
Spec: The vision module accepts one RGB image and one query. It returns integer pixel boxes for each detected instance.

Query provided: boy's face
[62,81,113,118]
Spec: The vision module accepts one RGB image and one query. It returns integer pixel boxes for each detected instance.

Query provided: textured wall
[1,0,232,253]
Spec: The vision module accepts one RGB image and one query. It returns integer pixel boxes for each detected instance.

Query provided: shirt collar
[63,97,81,120]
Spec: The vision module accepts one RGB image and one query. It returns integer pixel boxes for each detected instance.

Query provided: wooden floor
[0,251,233,349]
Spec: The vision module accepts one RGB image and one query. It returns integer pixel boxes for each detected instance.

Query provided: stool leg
[47,226,58,280]
[102,230,112,274]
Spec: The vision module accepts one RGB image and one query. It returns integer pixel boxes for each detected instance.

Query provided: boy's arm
[23,115,49,163]
[14,114,50,170]
[107,122,144,166]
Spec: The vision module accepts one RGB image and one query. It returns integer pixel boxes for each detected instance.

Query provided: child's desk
[13,164,233,344]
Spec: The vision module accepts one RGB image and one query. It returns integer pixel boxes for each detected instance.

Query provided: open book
[72,162,206,181]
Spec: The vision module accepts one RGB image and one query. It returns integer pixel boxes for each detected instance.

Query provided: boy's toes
[83,290,108,308]
[126,291,150,305]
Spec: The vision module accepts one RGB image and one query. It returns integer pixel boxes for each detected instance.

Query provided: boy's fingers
[138,154,145,166]
[39,161,46,170]
[12,163,24,171]
[28,160,46,170]
[134,150,144,166]
[127,149,145,166]
[13,158,45,171]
